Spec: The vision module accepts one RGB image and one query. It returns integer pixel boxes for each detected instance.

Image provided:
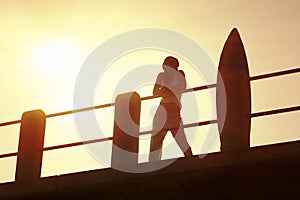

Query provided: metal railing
[0,67,299,160]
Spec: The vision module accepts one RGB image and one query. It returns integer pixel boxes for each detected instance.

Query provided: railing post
[15,109,46,183]
[111,92,141,170]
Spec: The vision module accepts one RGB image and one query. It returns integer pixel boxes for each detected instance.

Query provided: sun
[28,39,85,112]
[31,40,82,75]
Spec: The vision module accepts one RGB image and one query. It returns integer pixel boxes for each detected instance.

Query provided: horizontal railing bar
[0,119,215,157]
[0,152,18,159]
[39,83,218,119]
[0,68,299,128]
[0,120,21,127]
[140,83,217,101]
[140,95,160,101]
[183,119,218,129]
[0,120,216,158]
[46,103,115,118]
[43,137,113,151]
[43,119,217,151]
[183,83,217,94]
[250,67,300,81]
[42,66,298,119]
[251,105,300,118]
[139,119,218,135]
[0,83,212,127]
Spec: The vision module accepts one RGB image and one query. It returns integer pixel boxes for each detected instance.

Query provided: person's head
[162,56,179,71]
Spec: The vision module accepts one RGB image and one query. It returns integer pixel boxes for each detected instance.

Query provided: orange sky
[0,0,299,183]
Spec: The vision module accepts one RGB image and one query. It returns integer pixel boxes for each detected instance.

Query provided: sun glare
[31,40,82,75]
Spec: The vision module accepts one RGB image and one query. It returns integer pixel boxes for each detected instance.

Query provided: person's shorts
[153,103,182,132]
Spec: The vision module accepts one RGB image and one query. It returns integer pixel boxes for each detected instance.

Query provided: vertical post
[15,109,46,183]
[111,92,141,170]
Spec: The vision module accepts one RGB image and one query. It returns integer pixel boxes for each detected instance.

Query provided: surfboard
[216,28,251,152]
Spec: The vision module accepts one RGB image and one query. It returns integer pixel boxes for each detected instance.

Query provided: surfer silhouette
[149,56,193,162]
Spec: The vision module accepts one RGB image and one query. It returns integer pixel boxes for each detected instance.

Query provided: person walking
[149,56,193,162]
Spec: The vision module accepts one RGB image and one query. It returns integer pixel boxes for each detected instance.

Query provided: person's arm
[169,70,186,93]
[178,70,187,92]
[153,73,164,96]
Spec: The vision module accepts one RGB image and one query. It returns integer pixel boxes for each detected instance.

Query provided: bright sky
[0,0,299,183]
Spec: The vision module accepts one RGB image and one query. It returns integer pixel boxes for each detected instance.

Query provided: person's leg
[149,105,168,162]
[149,130,168,162]
[170,119,193,157]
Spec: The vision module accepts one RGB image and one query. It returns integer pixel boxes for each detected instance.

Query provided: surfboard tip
[228,28,241,39]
